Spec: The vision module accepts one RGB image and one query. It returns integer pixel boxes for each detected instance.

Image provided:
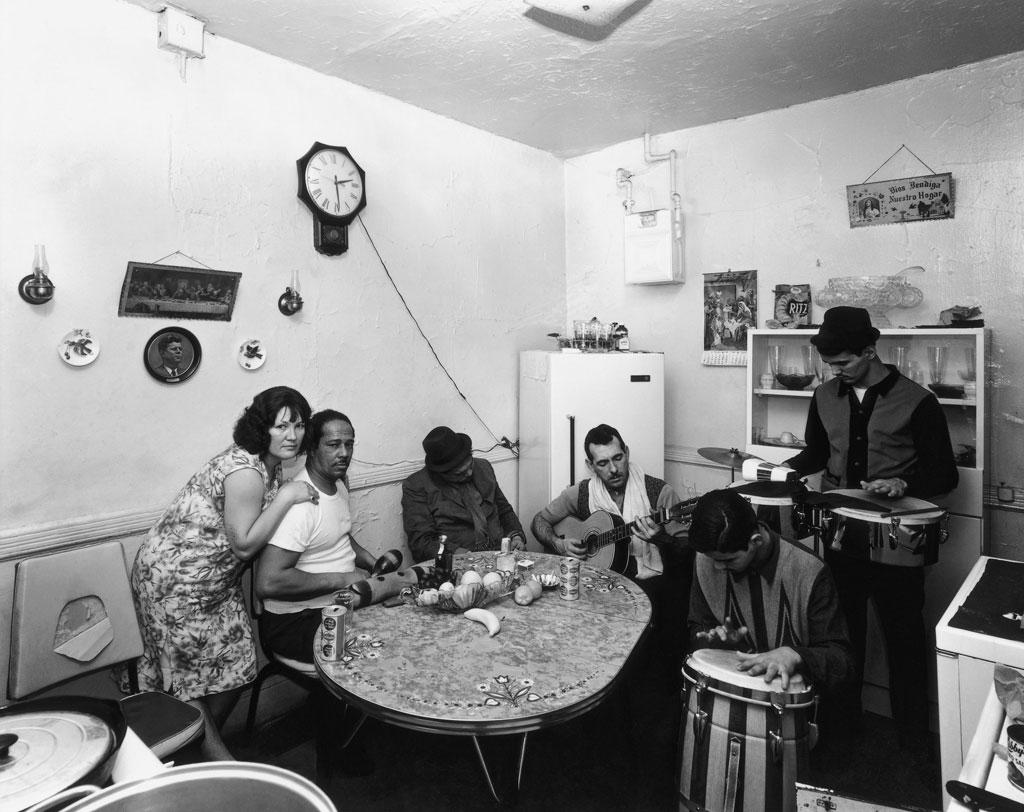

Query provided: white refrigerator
[517,350,665,542]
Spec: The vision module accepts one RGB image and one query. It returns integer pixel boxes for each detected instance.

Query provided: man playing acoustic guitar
[531,423,694,806]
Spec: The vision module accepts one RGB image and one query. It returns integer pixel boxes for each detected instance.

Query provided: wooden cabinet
[745,327,989,721]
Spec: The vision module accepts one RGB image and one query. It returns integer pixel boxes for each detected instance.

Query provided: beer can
[559,556,580,601]
[320,605,346,661]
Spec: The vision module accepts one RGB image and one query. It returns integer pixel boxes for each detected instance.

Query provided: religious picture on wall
[118,261,241,321]
[144,327,201,384]
[702,270,757,366]
[846,172,953,227]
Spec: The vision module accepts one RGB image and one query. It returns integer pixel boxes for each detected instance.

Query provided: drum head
[684,648,811,703]
[728,480,796,506]
[827,489,944,524]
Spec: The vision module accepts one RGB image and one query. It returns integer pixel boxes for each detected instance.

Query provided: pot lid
[0,709,114,811]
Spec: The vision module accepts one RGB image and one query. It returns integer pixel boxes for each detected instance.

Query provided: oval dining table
[314,551,652,803]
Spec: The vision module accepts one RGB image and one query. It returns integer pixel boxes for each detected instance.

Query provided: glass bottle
[434,534,452,579]
[495,536,516,573]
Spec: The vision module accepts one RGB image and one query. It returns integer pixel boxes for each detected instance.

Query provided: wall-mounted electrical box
[157,6,205,59]
[624,209,681,285]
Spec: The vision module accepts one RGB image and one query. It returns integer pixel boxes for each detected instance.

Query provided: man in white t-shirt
[257,409,379,662]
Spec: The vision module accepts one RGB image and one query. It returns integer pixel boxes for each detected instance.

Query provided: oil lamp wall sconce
[19,244,55,305]
[278,269,303,316]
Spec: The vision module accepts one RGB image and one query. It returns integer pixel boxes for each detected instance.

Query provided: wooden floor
[215,690,943,812]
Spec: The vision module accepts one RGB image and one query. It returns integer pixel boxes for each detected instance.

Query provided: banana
[463,607,501,637]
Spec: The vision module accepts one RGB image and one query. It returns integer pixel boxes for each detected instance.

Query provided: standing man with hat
[783,306,958,759]
[401,426,526,562]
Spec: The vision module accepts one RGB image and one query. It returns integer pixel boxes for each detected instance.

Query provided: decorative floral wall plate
[58,328,99,367]
[238,338,266,370]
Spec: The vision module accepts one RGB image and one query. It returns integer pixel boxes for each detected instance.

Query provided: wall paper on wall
[702,270,757,366]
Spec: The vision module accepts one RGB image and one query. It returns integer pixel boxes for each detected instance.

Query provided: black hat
[423,426,472,472]
[811,306,880,355]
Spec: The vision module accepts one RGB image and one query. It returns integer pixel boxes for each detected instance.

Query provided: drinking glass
[889,345,910,376]
[767,345,784,377]
[928,346,948,384]
[572,320,586,349]
[800,345,815,377]
[961,346,977,381]
[809,346,829,382]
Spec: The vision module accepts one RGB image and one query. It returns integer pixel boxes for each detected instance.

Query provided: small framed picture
[144,327,201,384]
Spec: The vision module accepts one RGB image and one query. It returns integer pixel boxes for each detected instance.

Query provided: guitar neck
[588,496,699,552]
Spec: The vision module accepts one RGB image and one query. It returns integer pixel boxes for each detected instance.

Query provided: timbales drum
[818,488,947,567]
[728,480,812,539]
[678,648,816,812]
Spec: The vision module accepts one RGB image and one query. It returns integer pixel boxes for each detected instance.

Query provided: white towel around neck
[588,462,663,579]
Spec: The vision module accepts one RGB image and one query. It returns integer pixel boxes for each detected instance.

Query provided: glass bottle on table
[495,536,516,573]
[434,534,452,581]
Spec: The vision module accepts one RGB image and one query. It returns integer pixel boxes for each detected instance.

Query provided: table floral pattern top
[316,553,651,733]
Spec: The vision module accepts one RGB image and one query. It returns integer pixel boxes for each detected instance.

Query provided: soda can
[559,556,580,601]
[319,605,347,661]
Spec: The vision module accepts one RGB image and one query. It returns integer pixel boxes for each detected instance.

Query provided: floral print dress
[131,445,279,701]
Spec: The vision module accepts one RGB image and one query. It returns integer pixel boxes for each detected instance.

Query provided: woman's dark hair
[688,489,759,554]
[233,386,312,455]
[583,423,626,460]
[302,409,353,455]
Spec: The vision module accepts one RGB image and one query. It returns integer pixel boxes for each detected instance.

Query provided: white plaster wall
[564,54,1024,548]
[0,0,565,545]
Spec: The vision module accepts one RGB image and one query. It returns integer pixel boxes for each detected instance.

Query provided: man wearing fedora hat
[783,305,958,759]
[401,426,525,562]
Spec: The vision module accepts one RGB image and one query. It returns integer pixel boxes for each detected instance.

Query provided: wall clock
[296,142,366,256]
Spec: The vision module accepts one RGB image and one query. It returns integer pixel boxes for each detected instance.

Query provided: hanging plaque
[847,172,953,227]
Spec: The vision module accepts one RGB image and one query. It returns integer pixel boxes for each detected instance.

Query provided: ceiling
[123,0,1024,158]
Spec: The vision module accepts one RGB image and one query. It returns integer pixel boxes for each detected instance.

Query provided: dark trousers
[259,608,323,662]
[618,559,693,808]
[824,551,930,744]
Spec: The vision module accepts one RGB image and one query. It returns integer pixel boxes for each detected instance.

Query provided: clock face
[303,148,365,218]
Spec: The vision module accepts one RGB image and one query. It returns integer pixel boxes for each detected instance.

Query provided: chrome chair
[245,565,364,784]
[6,541,204,760]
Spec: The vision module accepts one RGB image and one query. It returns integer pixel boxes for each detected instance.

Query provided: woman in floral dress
[131,386,318,759]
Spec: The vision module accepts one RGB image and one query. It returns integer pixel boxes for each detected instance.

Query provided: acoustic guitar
[552,497,698,574]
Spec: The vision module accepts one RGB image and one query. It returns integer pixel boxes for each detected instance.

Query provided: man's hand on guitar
[557,535,588,558]
[632,515,662,541]
[695,615,749,647]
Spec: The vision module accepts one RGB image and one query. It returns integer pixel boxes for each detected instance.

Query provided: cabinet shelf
[746,327,987,476]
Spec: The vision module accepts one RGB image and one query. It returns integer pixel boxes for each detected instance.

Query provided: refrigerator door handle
[567,414,576,485]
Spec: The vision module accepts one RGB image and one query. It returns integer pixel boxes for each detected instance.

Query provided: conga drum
[678,648,816,812]
[819,488,947,566]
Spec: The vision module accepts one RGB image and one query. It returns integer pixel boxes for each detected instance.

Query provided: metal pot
[30,762,337,812]
[0,696,127,812]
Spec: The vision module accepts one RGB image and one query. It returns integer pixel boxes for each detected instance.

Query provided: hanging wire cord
[355,215,517,459]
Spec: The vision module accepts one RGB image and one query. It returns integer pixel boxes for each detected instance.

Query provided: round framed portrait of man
[144,326,201,384]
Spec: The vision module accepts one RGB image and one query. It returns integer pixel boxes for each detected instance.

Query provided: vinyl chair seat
[8,541,206,763]
[121,691,204,759]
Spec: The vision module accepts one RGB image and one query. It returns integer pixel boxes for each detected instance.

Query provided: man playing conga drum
[687,488,854,695]
[783,306,959,759]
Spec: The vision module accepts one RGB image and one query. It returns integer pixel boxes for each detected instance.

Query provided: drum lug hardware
[693,708,709,743]
[828,516,844,552]
[888,517,901,550]
[808,696,820,751]
[769,692,785,764]
[692,676,709,742]
[940,514,950,544]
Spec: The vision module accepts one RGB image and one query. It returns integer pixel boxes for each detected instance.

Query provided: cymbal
[698,446,758,468]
